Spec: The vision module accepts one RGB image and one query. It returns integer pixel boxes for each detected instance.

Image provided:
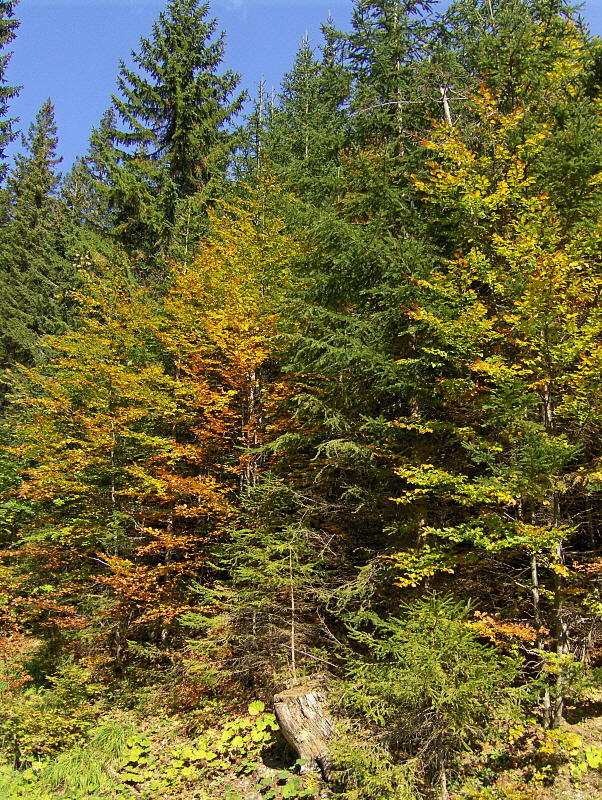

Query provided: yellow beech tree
[387,85,602,726]
[3,187,300,671]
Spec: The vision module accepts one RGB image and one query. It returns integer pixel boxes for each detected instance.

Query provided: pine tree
[0,1,20,180]
[106,0,244,266]
[0,99,72,377]
[248,7,443,673]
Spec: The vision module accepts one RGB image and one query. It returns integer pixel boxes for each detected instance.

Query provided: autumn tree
[4,186,300,674]
[397,68,602,727]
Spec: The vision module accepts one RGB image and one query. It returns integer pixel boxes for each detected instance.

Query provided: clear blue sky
[6,0,602,171]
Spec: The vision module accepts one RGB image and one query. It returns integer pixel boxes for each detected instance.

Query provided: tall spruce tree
[105,0,244,267]
[232,79,271,183]
[264,30,350,203]
[345,0,436,147]
[0,100,72,376]
[0,1,19,181]
[62,109,117,234]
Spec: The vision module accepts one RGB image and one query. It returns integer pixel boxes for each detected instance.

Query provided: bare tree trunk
[532,550,552,727]
[241,369,261,493]
[440,764,450,800]
[256,78,265,172]
[439,86,453,127]
[289,546,297,681]
[552,540,569,728]
[274,683,333,777]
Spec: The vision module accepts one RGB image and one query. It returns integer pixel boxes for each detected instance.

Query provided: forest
[0,0,602,798]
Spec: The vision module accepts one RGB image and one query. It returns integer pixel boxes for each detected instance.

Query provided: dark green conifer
[106,0,244,266]
[0,100,72,374]
[265,29,350,203]
[233,79,273,183]
[345,0,436,147]
[0,0,19,180]
[62,109,117,233]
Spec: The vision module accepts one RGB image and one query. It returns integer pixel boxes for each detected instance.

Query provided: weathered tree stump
[274,683,333,778]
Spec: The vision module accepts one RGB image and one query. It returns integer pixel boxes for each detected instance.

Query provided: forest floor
[1,698,601,799]
[548,714,602,799]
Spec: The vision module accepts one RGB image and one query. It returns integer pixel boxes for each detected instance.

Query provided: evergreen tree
[265,30,350,203]
[106,0,244,266]
[0,0,19,180]
[232,79,272,183]
[62,109,117,234]
[0,100,72,375]
[345,0,436,147]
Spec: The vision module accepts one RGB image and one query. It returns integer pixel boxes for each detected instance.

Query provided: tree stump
[274,683,333,778]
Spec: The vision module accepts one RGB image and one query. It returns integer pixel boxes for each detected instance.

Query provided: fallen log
[274,682,333,778]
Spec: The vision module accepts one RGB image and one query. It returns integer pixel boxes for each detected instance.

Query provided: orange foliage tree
[2,187,300,669]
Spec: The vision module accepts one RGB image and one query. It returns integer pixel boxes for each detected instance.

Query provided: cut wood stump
[274,683,333,778]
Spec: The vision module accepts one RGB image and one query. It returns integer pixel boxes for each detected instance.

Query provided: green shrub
[0,663,108,767]
[330,724,418,800]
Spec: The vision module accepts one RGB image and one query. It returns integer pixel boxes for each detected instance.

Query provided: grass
[25,714,136,799]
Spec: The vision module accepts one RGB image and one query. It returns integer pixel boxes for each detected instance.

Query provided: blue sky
[7,0,602,171]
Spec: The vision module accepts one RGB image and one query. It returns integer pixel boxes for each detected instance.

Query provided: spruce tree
[0,99,72,374]
[62,109,117,234]
[232,79,272,183]
[106,0,244,266]
[0,1,19,180]
[265,31,349,203]
[345,0,436,147]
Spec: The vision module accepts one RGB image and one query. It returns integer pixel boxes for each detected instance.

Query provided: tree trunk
[274,683,333,778]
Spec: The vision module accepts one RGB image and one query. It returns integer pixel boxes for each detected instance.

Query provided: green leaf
[282,777,302,798]
[585,745,602,769]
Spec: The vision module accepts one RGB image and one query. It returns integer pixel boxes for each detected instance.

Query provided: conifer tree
[0,99,72,377]
[265,31,349,203]
[105,0,244,266]
[345,0,435,147]
[62,109,117,234]
[0,0,19,180]
[444,0,578,105]
[232,79,271,183]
